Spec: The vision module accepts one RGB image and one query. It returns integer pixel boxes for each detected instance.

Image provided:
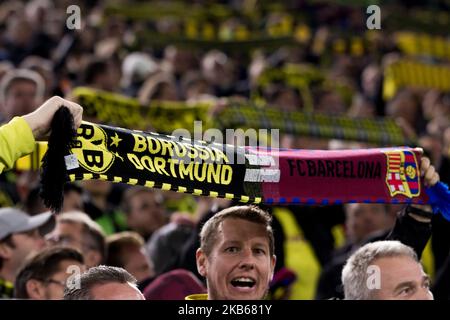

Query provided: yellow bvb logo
[71,122,115,173]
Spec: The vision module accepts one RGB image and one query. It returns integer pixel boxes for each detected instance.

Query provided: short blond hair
[200,205,274,257]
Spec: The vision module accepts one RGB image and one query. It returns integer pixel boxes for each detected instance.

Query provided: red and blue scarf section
[40,108,450,220]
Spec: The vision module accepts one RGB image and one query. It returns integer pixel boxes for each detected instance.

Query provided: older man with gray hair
[342,240,433,300]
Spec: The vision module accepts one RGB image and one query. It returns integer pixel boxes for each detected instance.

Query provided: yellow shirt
[0,117,35,173]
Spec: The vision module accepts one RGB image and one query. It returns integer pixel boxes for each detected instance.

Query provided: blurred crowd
[0,0,449,300]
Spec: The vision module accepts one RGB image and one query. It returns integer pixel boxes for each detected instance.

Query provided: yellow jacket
[0,117,35,174]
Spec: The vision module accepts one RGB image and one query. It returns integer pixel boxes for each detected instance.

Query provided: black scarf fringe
[40,106,77,213]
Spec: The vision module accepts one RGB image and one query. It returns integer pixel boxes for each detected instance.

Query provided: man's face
[386,93,418,128]
[122,246,154,282]
[127,192,165,238]
[346,204,391,243]
[62,191,83,212]
[197,218,276,300]
[90,282,145,300]
[8,229,46,271]
[81,180,111,197]
[3,80,39,120]
[46,221,100,268]
[29,259,85,300]
[371,256,433,300]
[47,221,85,253]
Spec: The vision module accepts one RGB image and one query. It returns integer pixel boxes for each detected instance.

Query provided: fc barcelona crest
[383,150,420,198]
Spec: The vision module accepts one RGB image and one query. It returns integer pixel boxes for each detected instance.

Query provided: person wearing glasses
[14,246,85,299]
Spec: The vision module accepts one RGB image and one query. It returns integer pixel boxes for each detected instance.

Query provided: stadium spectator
[0,208,55,298]
[187,205,276,300]
[46,211,106,269]
[14,246,85,299]
[121,187,167,241]
[342,240,433,300]
[105,231,154,290]
[63,265,144,300]
[62,183,84,213]
[0,69,45,122]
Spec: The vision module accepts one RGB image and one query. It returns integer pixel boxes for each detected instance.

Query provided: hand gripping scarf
[40,107,450,220]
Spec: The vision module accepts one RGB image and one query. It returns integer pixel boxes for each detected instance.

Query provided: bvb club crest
[383,150,420,198]
[71,123,116,174]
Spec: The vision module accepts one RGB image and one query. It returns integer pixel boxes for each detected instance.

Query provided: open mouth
[230,277,256,289]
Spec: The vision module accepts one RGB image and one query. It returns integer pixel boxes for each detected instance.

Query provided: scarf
[72,87,409,145]
[383,60,450,100]
[39,107,450,220]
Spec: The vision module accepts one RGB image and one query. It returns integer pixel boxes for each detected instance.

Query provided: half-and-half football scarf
[39,107,450,219]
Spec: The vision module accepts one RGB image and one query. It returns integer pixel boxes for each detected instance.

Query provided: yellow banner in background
[396,32,450,61]
[255,64,354,112]
[383,60,450,100]
[71,87,214,133]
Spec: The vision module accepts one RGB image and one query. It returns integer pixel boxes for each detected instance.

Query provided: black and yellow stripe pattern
[67,173,262,204]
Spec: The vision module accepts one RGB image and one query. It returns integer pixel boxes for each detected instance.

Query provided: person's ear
[196,248,207,277]
[26,279,46,299]
[0,242,12,259]
[270,255,277,281]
